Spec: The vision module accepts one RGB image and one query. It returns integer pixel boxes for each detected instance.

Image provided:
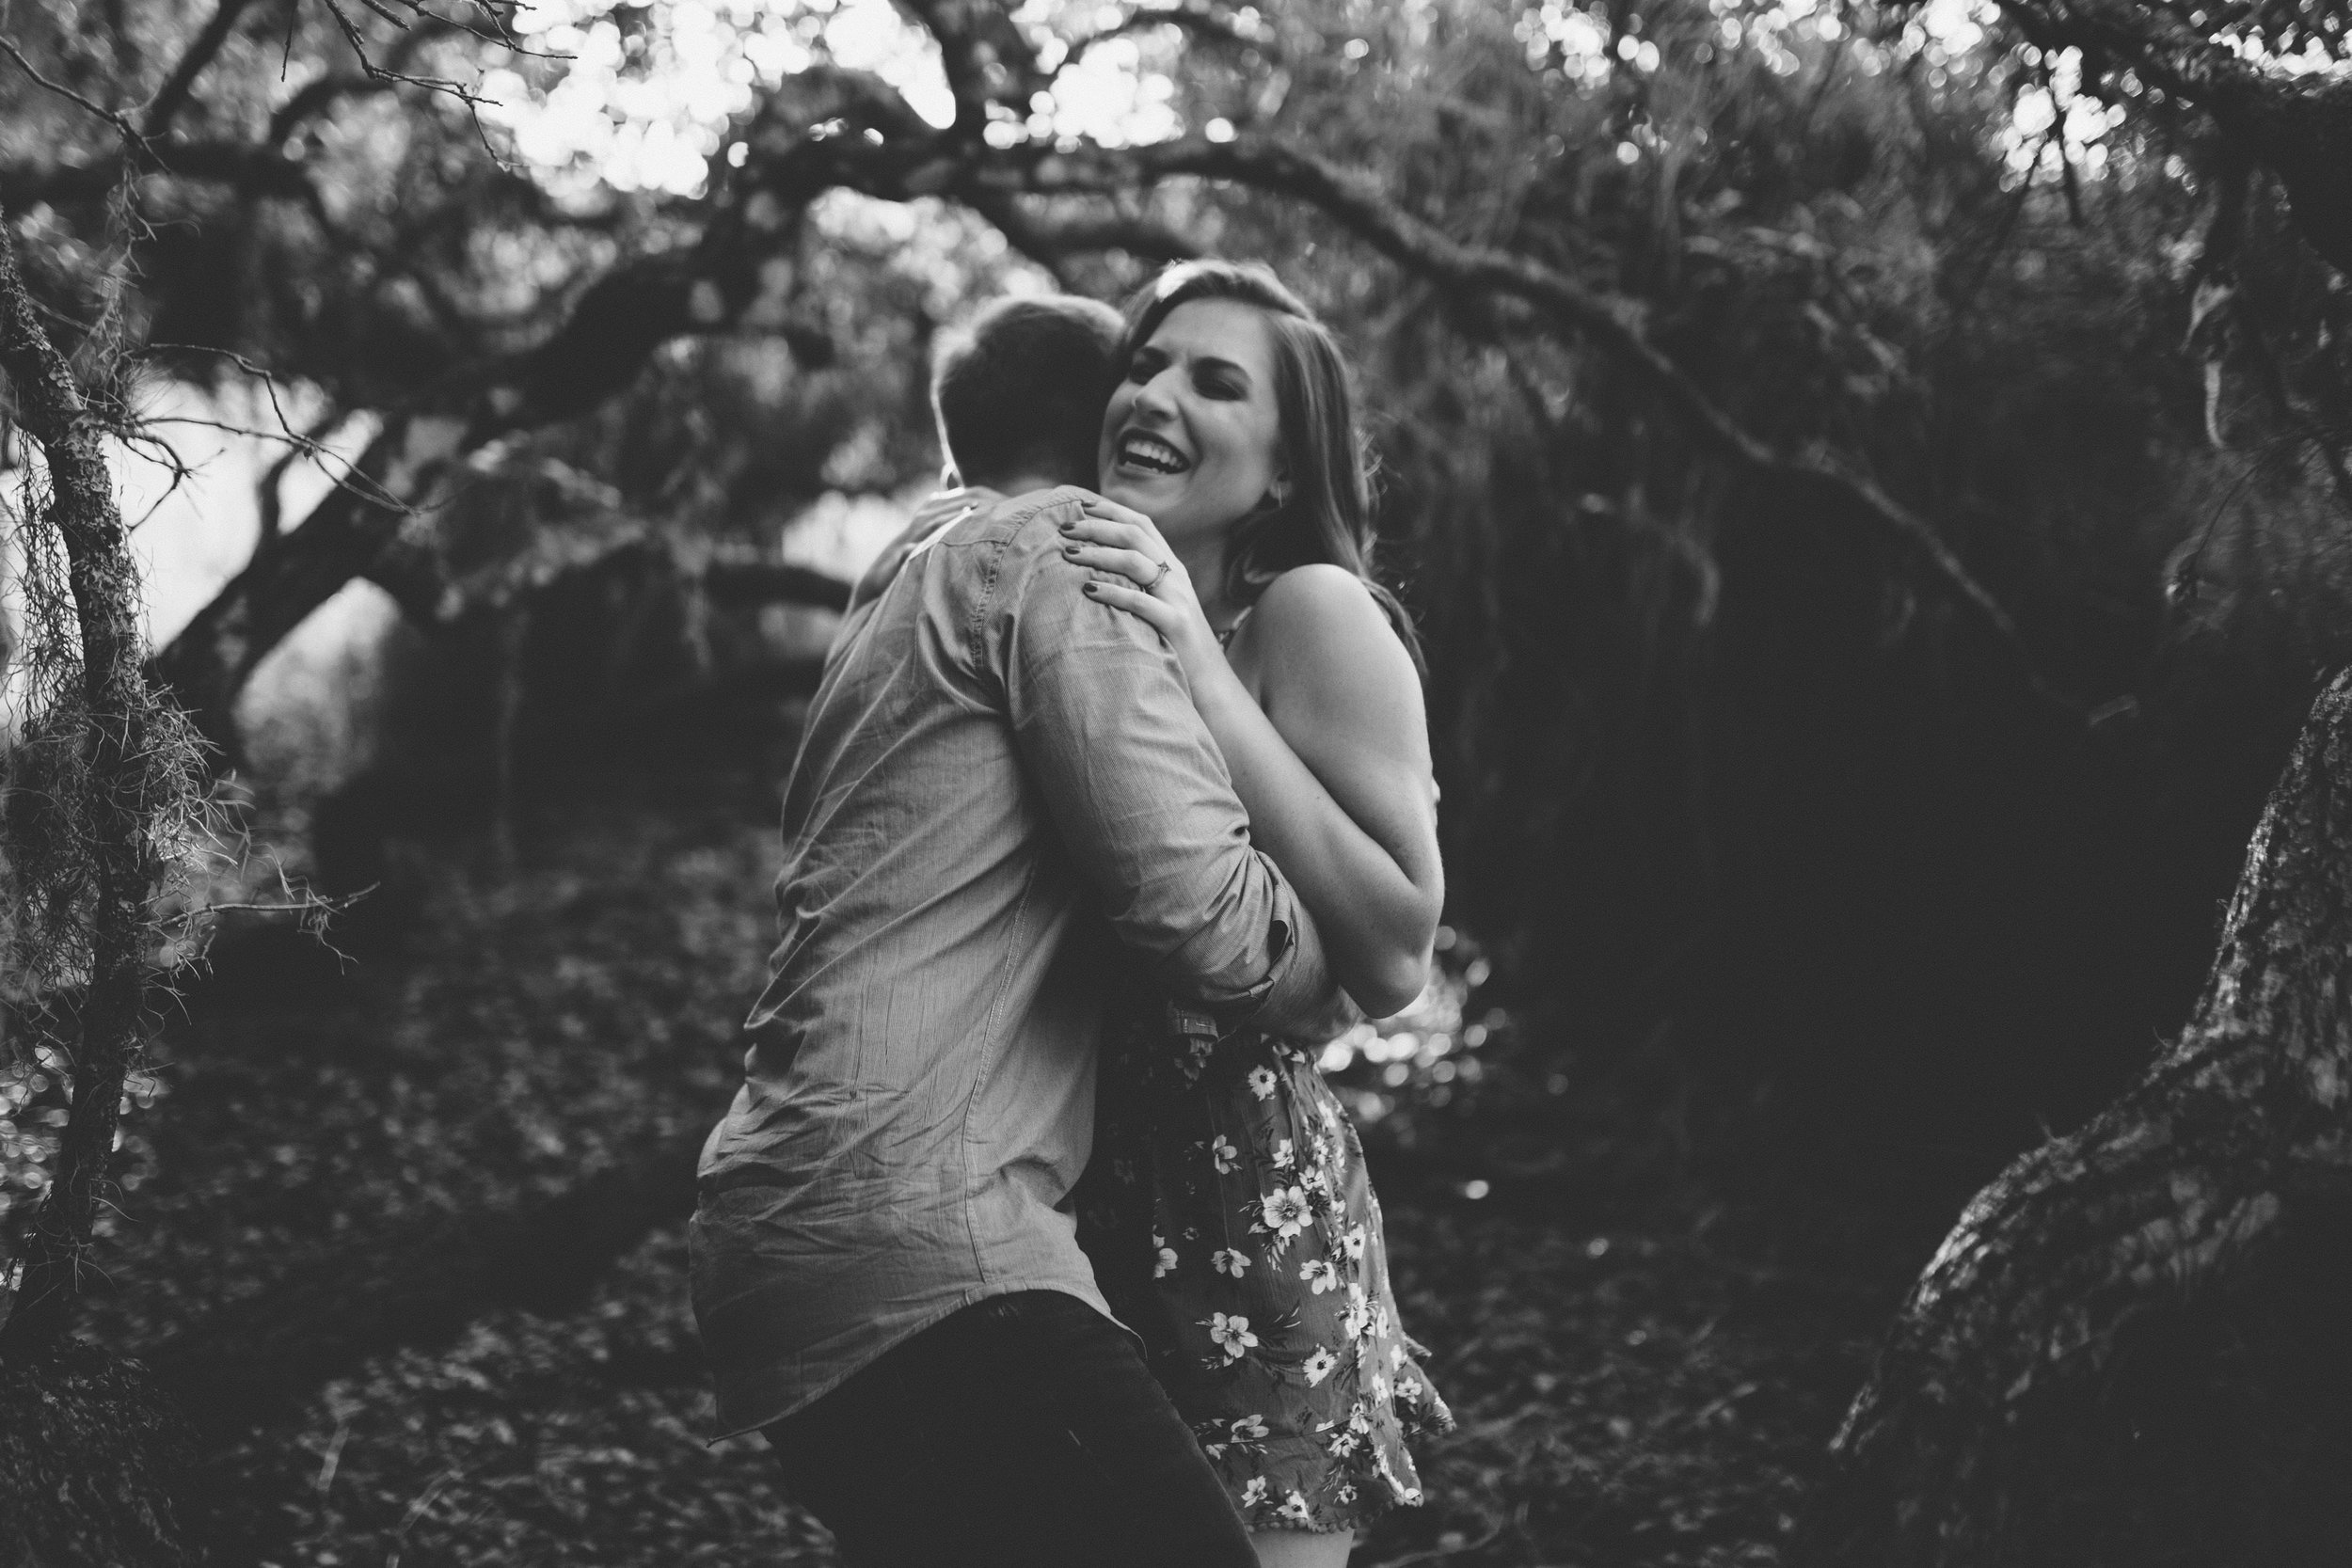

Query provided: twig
[112,429,204,531]
[384,1461,466,1568]
[263,14,466,144]
[258,408,349,544]
[0,36,151,150]
[127,343,407,509]
[155,887,374,927]
[128,414,410,517]
[1686,1380,1761,1429]
[314,1413,352,1503]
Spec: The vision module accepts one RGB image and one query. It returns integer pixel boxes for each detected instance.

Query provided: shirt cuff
[1243,881,1351,1038]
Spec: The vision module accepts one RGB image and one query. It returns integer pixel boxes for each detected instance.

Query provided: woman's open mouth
[1116,432,1191,476]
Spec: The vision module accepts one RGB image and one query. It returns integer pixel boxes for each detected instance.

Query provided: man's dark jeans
[764,1290,1256,1568]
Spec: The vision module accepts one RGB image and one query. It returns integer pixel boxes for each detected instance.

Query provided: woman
[1062,260,1453,1566]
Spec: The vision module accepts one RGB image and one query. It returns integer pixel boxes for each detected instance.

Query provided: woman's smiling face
[1098,299,1285,548]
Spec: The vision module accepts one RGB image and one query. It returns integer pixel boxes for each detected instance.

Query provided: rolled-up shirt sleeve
[996,500,1338,1033]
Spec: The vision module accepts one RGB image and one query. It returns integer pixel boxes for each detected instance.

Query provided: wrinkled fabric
[691,486,1338,1439]
[834,483,1000,638]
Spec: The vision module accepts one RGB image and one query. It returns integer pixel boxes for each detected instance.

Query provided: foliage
[1091,0,2352,1153]
[12,3,2352,1546]
[11,0,2352,1253]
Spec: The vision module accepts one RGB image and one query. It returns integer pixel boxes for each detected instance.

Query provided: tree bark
[144,413,453,755]
[1814,668,2352,1563]
[0,210,167,1359]
[145,407,854,757]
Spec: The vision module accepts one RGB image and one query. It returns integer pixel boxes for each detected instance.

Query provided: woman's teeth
[1120,435,1188,475]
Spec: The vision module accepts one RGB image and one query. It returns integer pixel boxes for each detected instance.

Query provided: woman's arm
[1206,566,1443,1016]
[1060,507,1442,1018]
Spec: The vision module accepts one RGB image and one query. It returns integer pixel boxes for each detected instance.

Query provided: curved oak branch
[153,41,2055,751]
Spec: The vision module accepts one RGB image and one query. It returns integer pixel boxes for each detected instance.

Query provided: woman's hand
[1057,495,1231,694]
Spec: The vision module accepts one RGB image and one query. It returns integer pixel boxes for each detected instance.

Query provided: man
[691,295,1342,1567]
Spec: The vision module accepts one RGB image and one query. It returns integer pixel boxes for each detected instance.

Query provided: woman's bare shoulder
[1245,564,1422,728]
[1251,565,1415,673]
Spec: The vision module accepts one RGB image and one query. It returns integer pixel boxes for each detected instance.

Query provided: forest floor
[79,794,1949,1568]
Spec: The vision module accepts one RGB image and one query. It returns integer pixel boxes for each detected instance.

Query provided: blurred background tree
[8,0,2352,1560]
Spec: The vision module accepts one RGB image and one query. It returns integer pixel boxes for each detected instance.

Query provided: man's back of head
[933,295,1125,493]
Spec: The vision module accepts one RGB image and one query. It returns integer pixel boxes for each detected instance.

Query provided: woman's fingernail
[1063,546,1079,557]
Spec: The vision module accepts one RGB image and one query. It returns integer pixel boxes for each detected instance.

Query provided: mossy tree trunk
[1815,668,2352,1563]
[0,201,199,1568]
[0,209,163,1359]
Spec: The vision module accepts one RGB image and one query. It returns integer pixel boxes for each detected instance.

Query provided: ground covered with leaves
[78,797,1925,1567]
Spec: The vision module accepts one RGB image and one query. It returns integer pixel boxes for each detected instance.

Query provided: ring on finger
[1146,558,1172,590]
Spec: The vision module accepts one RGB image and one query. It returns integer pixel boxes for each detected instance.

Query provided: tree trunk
[144,412,462,758]
[1813,668,2352,1564]
[0,210,163,1360]
[3,211,267,1566]
[142,242,795,756]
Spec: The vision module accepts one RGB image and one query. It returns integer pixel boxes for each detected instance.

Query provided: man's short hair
[932,295,1125,490]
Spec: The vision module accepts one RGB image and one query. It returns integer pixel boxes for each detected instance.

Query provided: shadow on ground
[83,799,1911,1567]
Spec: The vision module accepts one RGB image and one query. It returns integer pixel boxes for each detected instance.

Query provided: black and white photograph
[4,1,2350,1563]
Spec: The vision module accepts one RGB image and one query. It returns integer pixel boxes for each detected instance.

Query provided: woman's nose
[1131,368,1180,420]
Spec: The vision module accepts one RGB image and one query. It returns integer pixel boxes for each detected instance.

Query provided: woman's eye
[1197,372,1244,399]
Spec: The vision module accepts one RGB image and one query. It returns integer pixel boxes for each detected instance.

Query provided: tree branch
[0,137,320,211]
[895,0,1050,135]
[141,0,266,138]
[1064,3,1275,70]
[263,15,467,145]
[153,55,2064,752]
[963,192,1200,267]
[148,413,454,752]
[0,36,151,150]
[739,103,2050,697]
[1994,0,2352,273]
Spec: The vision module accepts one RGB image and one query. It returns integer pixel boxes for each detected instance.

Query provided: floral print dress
[1077,996,1454,1535]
